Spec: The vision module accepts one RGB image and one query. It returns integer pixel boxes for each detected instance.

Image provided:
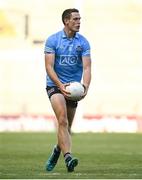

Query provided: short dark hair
[62,8,79,25]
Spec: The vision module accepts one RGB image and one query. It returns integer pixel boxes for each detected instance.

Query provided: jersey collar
[62,30,79,39]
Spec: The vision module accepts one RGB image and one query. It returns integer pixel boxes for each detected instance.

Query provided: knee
[58,116,68,128]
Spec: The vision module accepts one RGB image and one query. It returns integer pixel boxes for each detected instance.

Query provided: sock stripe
[64,152,71,157]
[64,152,72,163]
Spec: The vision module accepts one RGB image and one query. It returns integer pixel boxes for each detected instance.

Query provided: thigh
[50,93,67,120]
[67,105,76,128]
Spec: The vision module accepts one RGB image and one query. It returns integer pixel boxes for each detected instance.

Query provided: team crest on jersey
[76,46,82,52]
[59,55,78,66]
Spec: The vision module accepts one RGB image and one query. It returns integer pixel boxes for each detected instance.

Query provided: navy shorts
[46,86,78,108]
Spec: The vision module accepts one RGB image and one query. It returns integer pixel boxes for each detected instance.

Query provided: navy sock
[54,145,61,153]
[64,152,72,163]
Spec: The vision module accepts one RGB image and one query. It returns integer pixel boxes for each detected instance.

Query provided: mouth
[76,26,80,29]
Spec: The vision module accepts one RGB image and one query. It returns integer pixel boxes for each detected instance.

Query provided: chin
[72,27,80,32]
[74,29,79,32]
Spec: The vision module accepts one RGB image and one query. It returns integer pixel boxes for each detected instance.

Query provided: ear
[64,18,69,25]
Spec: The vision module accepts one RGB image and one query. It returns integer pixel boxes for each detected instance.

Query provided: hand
[59,83,71,98]
[81,84,88,99]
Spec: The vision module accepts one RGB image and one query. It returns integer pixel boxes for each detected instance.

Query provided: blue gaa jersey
[44,30,91,87]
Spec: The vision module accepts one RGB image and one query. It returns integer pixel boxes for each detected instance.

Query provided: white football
[66,82,85,101]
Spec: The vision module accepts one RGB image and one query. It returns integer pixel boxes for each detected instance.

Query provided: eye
[73,17,81,21]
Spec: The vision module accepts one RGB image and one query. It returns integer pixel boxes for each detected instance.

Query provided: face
[65,12,81,32]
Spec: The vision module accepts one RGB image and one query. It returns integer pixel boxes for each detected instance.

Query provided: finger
[62,88,71,95]
[82,84,87,93]
[64,83,70,88]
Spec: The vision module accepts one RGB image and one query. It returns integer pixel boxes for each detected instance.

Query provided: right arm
[45,53,70,96]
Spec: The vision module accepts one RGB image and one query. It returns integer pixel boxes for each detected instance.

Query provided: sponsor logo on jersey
[59,55,78,66]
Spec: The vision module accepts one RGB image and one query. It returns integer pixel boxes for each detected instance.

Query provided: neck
[63,27,76,38]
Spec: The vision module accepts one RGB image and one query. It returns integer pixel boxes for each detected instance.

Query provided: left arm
[82,56,91,96]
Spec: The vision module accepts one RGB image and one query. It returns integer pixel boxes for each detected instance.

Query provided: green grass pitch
[0,132,142,179]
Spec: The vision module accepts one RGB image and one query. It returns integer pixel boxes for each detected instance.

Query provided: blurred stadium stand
[0,0,142,132]
[0,10,16,37]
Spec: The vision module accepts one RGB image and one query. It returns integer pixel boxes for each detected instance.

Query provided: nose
[77,19,80,23]
[77,19,80,25]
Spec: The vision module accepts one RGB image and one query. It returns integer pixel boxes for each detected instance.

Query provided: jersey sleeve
[82,38,91,57]
[44,35,55,54]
